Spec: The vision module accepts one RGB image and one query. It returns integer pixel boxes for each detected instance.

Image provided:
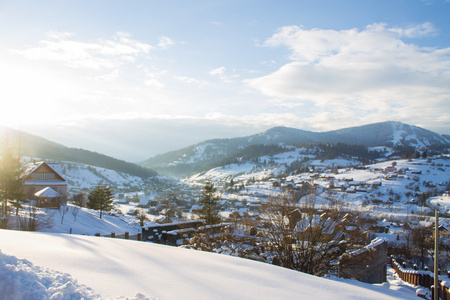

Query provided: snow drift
[0,229,418,299]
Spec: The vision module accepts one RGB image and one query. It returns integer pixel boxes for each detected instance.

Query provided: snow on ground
[188,155,450,222]
[20,204,145,236]
[382,266,426,298]
[0,229,419,300]
[59,161,145,191]
[429,194,450,213]
[0,250,99,300]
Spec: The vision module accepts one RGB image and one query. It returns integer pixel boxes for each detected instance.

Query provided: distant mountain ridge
[2,121,447,180]
[0,126,156,178]
[140,121,450,177]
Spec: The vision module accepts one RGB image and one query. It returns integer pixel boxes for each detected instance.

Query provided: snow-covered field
[42,204,144,236]
[429,193,450,213]
[0,229,419,299]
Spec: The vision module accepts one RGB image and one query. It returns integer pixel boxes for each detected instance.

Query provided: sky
[0,0,450,162]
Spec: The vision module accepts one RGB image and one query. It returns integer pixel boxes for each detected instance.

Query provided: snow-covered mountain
[321,121,450,148]
[141,121,450,177]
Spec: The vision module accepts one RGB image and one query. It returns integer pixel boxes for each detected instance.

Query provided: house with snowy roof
[23,161,68,207]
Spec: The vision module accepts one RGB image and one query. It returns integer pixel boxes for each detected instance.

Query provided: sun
[0,55,71,128]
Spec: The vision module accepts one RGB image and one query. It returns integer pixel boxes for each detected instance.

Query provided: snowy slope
[40,204,144,236]
[60,161,145,191]
[0,229,418,299]
[184,153,450,222]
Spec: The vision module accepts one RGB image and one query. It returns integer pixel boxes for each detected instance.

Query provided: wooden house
[23,161,68,207]
[384,166,397,172]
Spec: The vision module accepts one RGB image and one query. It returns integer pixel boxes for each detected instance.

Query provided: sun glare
[0,56,72,128]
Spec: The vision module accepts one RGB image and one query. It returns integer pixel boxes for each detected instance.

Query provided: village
[2,149,448,299]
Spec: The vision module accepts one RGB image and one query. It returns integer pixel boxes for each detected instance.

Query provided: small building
[339,238,388,284]
[23,161,68,206]
[34,187,62,208]
[384,166,397,172]
[371,182,382,188]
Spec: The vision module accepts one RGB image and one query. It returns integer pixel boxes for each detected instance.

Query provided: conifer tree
[87,184,114,219]
[0,138,25,222]
[197,179,221,225]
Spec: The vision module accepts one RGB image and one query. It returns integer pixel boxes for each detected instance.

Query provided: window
[40,173,46,180]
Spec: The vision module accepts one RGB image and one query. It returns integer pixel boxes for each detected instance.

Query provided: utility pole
[434,208,439,300]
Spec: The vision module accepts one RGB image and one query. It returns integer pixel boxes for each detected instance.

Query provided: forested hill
[0,126,156,178]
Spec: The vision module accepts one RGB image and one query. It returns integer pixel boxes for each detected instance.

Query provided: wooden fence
[90,220,229,245]
[391,257,450,299]
[141,220,205,242]
[96,232,142,241]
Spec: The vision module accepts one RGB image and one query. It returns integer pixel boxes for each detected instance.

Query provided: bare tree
[257,191,367,276]
[137,208,147,227]
[58,194,69,224]
[70,205,80,222]
[410,223,434,269]
[18,203,54,231]
[70,193,84,221]
[72,192,86,207]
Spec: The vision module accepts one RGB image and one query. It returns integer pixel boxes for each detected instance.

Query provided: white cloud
[174,75,209,87]
[246,22,450,131]
[158,36,175,48]
[209,66,226,76]
[91,69,121,82]
[46,31,74,39]
[144,78,165,89]
[383,22,437,38]
[15,31,153,70]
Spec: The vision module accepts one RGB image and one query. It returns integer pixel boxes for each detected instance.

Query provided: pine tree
[198,179,221,225]
[0,138,25,222]
[87,184,114,219]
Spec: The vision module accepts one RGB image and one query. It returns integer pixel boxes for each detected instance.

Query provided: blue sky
[1,0,449,161]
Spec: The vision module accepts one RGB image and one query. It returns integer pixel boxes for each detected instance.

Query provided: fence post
[137,232,142,241]
[125,232,129,239]
[111,232,115,238]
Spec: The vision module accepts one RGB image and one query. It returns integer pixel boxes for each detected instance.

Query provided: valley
[1,120,450,299]
[9,121,449,224]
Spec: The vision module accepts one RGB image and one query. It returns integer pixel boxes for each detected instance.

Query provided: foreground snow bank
[0,250,98,300]
[0,229,417,299]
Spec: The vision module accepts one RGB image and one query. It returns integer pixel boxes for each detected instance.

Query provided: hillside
[184,147,450,222]
[141,121,450,177]
[0,126,157,178]
[58,160,145,192]
[0,229,418,299]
